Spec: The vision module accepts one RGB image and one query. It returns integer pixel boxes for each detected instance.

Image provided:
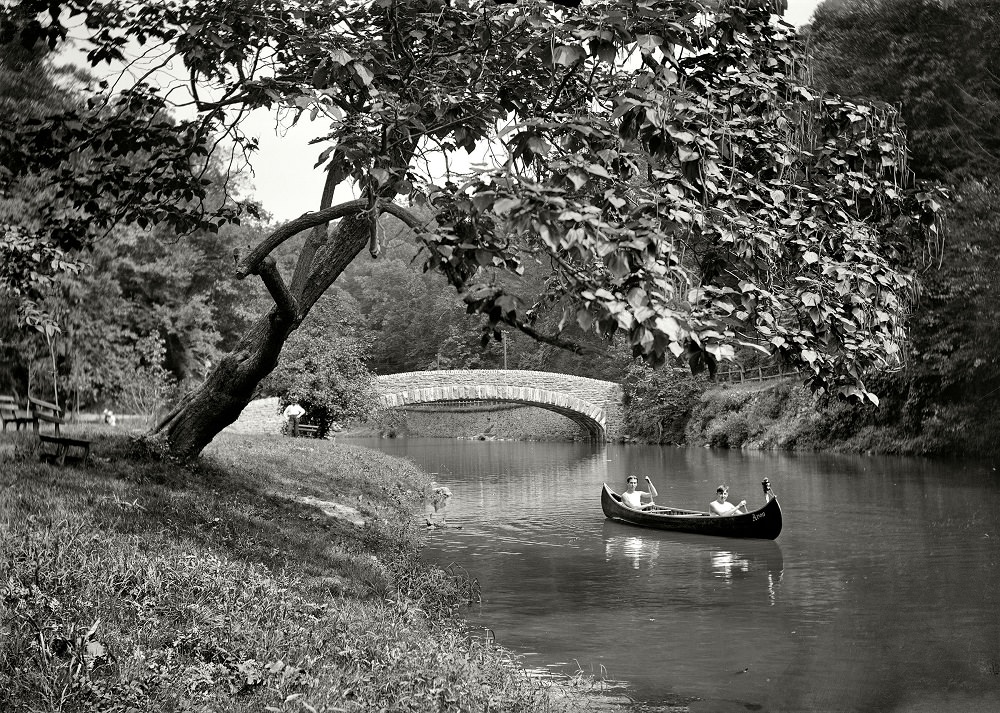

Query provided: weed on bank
[0,431,574,712]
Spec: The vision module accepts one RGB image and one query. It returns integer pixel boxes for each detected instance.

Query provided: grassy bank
[0,428,583,712]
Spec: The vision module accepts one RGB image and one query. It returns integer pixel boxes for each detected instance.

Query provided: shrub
[705,411,750,448]
[622,364,708,444]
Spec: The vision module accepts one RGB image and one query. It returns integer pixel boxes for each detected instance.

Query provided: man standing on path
[283,402,306,437]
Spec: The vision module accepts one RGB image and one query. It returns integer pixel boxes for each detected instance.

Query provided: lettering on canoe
[752,512,766,522]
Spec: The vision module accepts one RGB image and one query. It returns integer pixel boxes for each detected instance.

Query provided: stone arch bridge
[377,369,623,442]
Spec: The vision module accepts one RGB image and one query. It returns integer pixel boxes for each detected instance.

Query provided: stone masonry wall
[224,396,284,435]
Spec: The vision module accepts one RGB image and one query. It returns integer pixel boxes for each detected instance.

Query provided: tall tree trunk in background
[151,215,372,460]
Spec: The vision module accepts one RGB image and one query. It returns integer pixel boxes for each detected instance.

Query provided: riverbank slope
[684,378,975,456]
[0,430,588,712]
[622,361,992,457]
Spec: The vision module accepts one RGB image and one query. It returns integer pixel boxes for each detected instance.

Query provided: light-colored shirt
[283,403,305,419]
[622,491,646,509]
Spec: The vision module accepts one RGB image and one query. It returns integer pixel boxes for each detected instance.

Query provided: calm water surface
[343,438,1000,712]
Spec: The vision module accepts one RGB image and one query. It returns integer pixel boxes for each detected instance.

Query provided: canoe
[601,483,782,540]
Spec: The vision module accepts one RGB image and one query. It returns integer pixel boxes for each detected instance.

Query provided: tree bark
[151,307,295,460]
[151,215,374,460]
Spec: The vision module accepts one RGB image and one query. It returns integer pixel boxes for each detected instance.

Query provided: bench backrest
[0,395,18,417]
[28,396,63,418]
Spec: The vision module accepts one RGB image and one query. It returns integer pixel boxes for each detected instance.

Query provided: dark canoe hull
[601,484,782,540]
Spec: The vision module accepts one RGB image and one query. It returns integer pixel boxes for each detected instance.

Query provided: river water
[343,437,1000,712]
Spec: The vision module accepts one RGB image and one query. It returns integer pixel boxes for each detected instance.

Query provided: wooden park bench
[27,396,92,466]
[0,395,32,432]
[297,424,320,438]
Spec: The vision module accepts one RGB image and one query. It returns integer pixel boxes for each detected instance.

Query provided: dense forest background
[802,0,1000,456]
[1,0,996,458]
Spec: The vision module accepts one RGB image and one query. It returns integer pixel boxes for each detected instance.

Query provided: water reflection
[709,542,784,608]
[710,549,748,578]
[605,534,660,570]
[602,521,784,604]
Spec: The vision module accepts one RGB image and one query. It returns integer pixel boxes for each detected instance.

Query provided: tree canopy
[0,0,945,457]
[808,0,1000,181]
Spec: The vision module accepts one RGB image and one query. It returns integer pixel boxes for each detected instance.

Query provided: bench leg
[72,445,90,465]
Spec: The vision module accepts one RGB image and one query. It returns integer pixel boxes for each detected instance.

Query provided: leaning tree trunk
[150,307,296,460]
[152,213,375,461]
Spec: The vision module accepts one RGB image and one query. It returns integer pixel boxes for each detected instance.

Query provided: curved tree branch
[512,320,605,357]
[234,198,368,278]
[380,201,437,232]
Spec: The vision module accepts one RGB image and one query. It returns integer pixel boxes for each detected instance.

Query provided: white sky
[240,0,825,222]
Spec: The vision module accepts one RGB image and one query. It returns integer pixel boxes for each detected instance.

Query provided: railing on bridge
[398,399,520,410]
[714,363,802,384]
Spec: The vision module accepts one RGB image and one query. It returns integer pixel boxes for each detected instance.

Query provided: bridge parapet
[376,369,623,441]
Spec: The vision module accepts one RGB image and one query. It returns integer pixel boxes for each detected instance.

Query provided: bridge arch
[376,370,623,442]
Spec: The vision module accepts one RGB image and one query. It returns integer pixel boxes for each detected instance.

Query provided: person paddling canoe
[709,484,748,516]
[622,476,658,510]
